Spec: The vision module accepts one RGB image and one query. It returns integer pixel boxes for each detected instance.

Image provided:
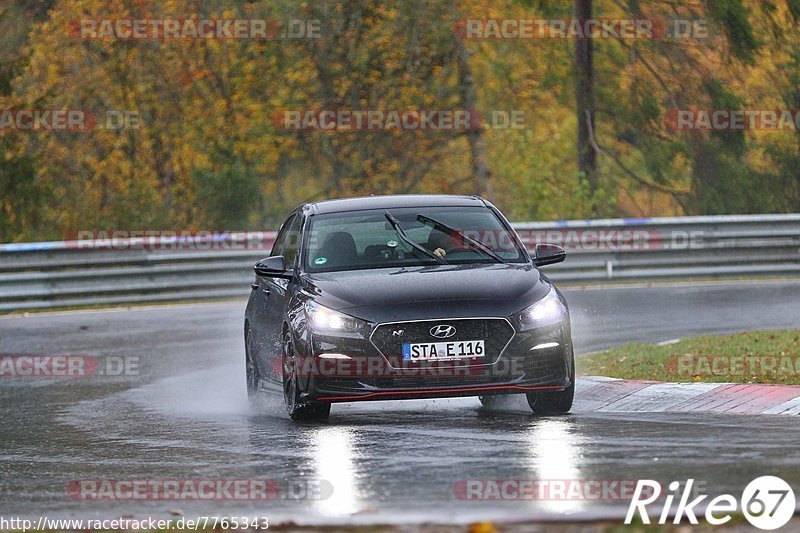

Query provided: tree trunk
[455,38,494,201]
[575,0,597,206]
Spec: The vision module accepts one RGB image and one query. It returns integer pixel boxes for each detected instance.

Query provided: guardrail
[1,214,799,312]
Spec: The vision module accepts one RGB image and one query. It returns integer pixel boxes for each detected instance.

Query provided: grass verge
[578,329,800,385]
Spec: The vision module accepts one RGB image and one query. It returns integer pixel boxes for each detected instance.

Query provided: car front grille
[369,318,515,366]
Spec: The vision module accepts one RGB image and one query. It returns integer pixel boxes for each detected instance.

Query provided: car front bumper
[297,318,574,403]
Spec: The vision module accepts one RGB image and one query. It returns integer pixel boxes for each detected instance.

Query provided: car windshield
[304,206,526,272]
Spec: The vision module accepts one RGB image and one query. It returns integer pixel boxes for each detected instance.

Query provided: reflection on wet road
[1,281,799,523]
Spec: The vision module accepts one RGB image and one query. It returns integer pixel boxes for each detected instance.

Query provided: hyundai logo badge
[430,324,456,339]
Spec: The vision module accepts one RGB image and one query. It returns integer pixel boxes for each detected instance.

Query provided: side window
[270,214,298,258]
[270,214,302,268]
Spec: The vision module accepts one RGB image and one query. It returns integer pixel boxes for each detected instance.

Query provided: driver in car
[428,228,465,259]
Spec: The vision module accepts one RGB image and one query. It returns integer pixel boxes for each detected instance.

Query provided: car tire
[245,326,260,401]
[282,330,331,422]
[526,348,575,415]
[478,395,503,408]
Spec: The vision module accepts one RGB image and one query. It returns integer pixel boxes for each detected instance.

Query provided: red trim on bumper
[317,384,564,402]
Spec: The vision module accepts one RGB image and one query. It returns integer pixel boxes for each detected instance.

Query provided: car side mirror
[533,243,566,267]
[254,256,293,279]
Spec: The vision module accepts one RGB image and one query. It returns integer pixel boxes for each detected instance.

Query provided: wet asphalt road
[1,280,800,524]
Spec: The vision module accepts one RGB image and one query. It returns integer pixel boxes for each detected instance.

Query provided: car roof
[301,194,487,215]
[299,194,487,215]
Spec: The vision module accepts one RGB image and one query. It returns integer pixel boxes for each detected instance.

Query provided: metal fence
[1,214,799,312]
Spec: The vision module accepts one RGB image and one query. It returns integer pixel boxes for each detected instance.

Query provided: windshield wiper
[416,214,508,264]
[384,211,447,265]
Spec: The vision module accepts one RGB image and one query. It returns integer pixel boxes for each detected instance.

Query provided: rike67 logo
[626,476,795,530]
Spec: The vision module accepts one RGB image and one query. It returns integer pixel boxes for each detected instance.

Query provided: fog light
[317,353,352,360]
[531,342,560,351]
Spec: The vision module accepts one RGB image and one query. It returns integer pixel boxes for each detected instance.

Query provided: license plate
[402,340,485,361]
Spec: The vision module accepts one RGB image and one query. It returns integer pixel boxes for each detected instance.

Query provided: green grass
[578,329,800,385]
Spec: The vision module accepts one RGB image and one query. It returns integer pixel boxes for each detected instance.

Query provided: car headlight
[305,301,366,333]
[518,287,566,327]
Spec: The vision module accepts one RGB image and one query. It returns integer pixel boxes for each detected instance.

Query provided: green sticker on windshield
[314,257,327,265]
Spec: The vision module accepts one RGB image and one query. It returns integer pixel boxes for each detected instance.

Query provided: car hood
[300,263,550,322]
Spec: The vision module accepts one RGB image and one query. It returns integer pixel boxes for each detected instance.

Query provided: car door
[253,212,302,382]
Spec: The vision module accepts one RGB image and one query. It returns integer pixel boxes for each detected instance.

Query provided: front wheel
[478,395,503,408]
[245,327,260,401]
[526,349,575,415]
[282,332,331,422]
